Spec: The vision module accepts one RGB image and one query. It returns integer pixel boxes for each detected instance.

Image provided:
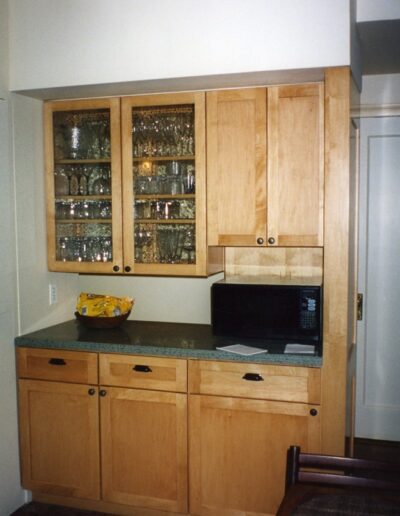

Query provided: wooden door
[207,88,267,246]
[100,386,188,513]
[267,83,324,246]
[44,97,123,273]
[18,379,100,499]
[189,394,321,516]
[121,92,215,276]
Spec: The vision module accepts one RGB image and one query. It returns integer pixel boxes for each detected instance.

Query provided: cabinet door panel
[267,84,324,246]
[189,394,321,516]
[18,379,100,499]
[101,387,188,513]
[44,97,123,273]
[207,89,267,246]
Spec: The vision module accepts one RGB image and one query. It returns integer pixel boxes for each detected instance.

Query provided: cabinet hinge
[357,293,363,321]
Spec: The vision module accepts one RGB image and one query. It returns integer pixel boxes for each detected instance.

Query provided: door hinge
[357,293,363,321]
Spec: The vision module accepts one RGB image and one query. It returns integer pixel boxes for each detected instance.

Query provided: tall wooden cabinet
[207,83,324,247]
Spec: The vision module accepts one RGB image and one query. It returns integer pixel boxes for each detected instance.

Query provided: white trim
[351,104,400,118]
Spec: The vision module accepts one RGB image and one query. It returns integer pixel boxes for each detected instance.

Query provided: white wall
[0,0,25,513]
[360,73,400,106]
[357,0,400,22]
[9,0,351,92]
[12,94,80,334]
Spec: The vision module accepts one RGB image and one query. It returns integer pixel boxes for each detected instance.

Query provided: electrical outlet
[49,284,58,305]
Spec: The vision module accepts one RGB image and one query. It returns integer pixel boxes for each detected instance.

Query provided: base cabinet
[100,386,188,513]
[189,394,321,516]
[18,379,100,500]
[17,348,321,516]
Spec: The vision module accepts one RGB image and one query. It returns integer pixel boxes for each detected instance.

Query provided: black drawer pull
[242,372,264,382]
[133,364,152,373]
[48,358,66,366]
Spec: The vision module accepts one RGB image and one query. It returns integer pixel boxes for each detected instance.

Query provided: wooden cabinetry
[99,354,188,512]
[207,83,324,247]
[45,93,222,276]
[17,349,100,499]
[17,348,322,515]
[188,360,321,516]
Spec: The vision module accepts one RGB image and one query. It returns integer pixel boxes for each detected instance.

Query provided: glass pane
[134,223,195,265]
[56,224,112,263]
[54,164,112,197]
[53,109,111,160]
[131,103,197,267]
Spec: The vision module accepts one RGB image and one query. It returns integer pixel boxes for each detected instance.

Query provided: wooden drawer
[188,360,321,404]
[16,347,98,384]
[99,353,187,393]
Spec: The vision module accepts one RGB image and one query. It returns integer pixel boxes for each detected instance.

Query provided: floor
[10,438,400,516]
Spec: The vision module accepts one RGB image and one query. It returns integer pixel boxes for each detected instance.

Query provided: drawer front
[16,347,98,384]
[99,353,187,392]
[188,360,321,404]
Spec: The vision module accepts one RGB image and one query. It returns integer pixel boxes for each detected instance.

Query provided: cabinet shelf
[133,155,195,163]
[135,194,195,200]
[135,219,194,224]
[56,219,111,224]
[55,159,112,165]
[55,195,112,201]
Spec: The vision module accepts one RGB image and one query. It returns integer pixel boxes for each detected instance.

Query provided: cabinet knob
[256,237,264,245]
[268,237,276,245]
[113,265,120,272]
[124,266,132,273]
[310,408,318,416]
[88,388,96,396]
[99,389,107,397]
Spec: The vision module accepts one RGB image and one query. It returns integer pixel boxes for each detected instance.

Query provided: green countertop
[15,319,322,367]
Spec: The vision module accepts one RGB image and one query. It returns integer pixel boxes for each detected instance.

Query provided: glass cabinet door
[121,93,207,276]
[45,98,123,273]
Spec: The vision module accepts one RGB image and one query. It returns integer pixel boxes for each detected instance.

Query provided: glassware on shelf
[53,110,111,161]
[54,167,70,196]
[132,105,195,158]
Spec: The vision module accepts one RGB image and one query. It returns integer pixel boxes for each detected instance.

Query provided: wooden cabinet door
[44,97,123,274]
[100,386,188,513]
[267,83,324,246]
[207,88,267,246]
[121,92,221,277]
[18,379,100,499]
[189,394,321,516]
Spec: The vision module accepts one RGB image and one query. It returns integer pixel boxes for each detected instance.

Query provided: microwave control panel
[299,289,318,329]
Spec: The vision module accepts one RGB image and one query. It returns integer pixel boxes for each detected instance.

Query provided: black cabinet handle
[310,408,318,416]
[133,364,152,373]
[124,266,132,273]
[99,389,107,397]
[48,358,66,366]
[113,265,120,272]
[268,237,276,245]
[88,388,96,396]
[256,237,264,245]
[242,372,264,382]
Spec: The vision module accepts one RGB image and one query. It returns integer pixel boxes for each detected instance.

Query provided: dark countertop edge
[14,337,322,367]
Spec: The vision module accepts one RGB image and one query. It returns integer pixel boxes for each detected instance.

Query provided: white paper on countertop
[216,344,268,356]
[284,343,315,354]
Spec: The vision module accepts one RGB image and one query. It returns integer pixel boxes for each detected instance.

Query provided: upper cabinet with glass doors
[121,92,219,276]
[45,98,123,273]
[45,93,223,276]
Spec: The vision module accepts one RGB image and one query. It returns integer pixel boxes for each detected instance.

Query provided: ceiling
[357,19,400,74]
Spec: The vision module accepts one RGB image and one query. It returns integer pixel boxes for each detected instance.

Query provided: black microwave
[211,280,322,351]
